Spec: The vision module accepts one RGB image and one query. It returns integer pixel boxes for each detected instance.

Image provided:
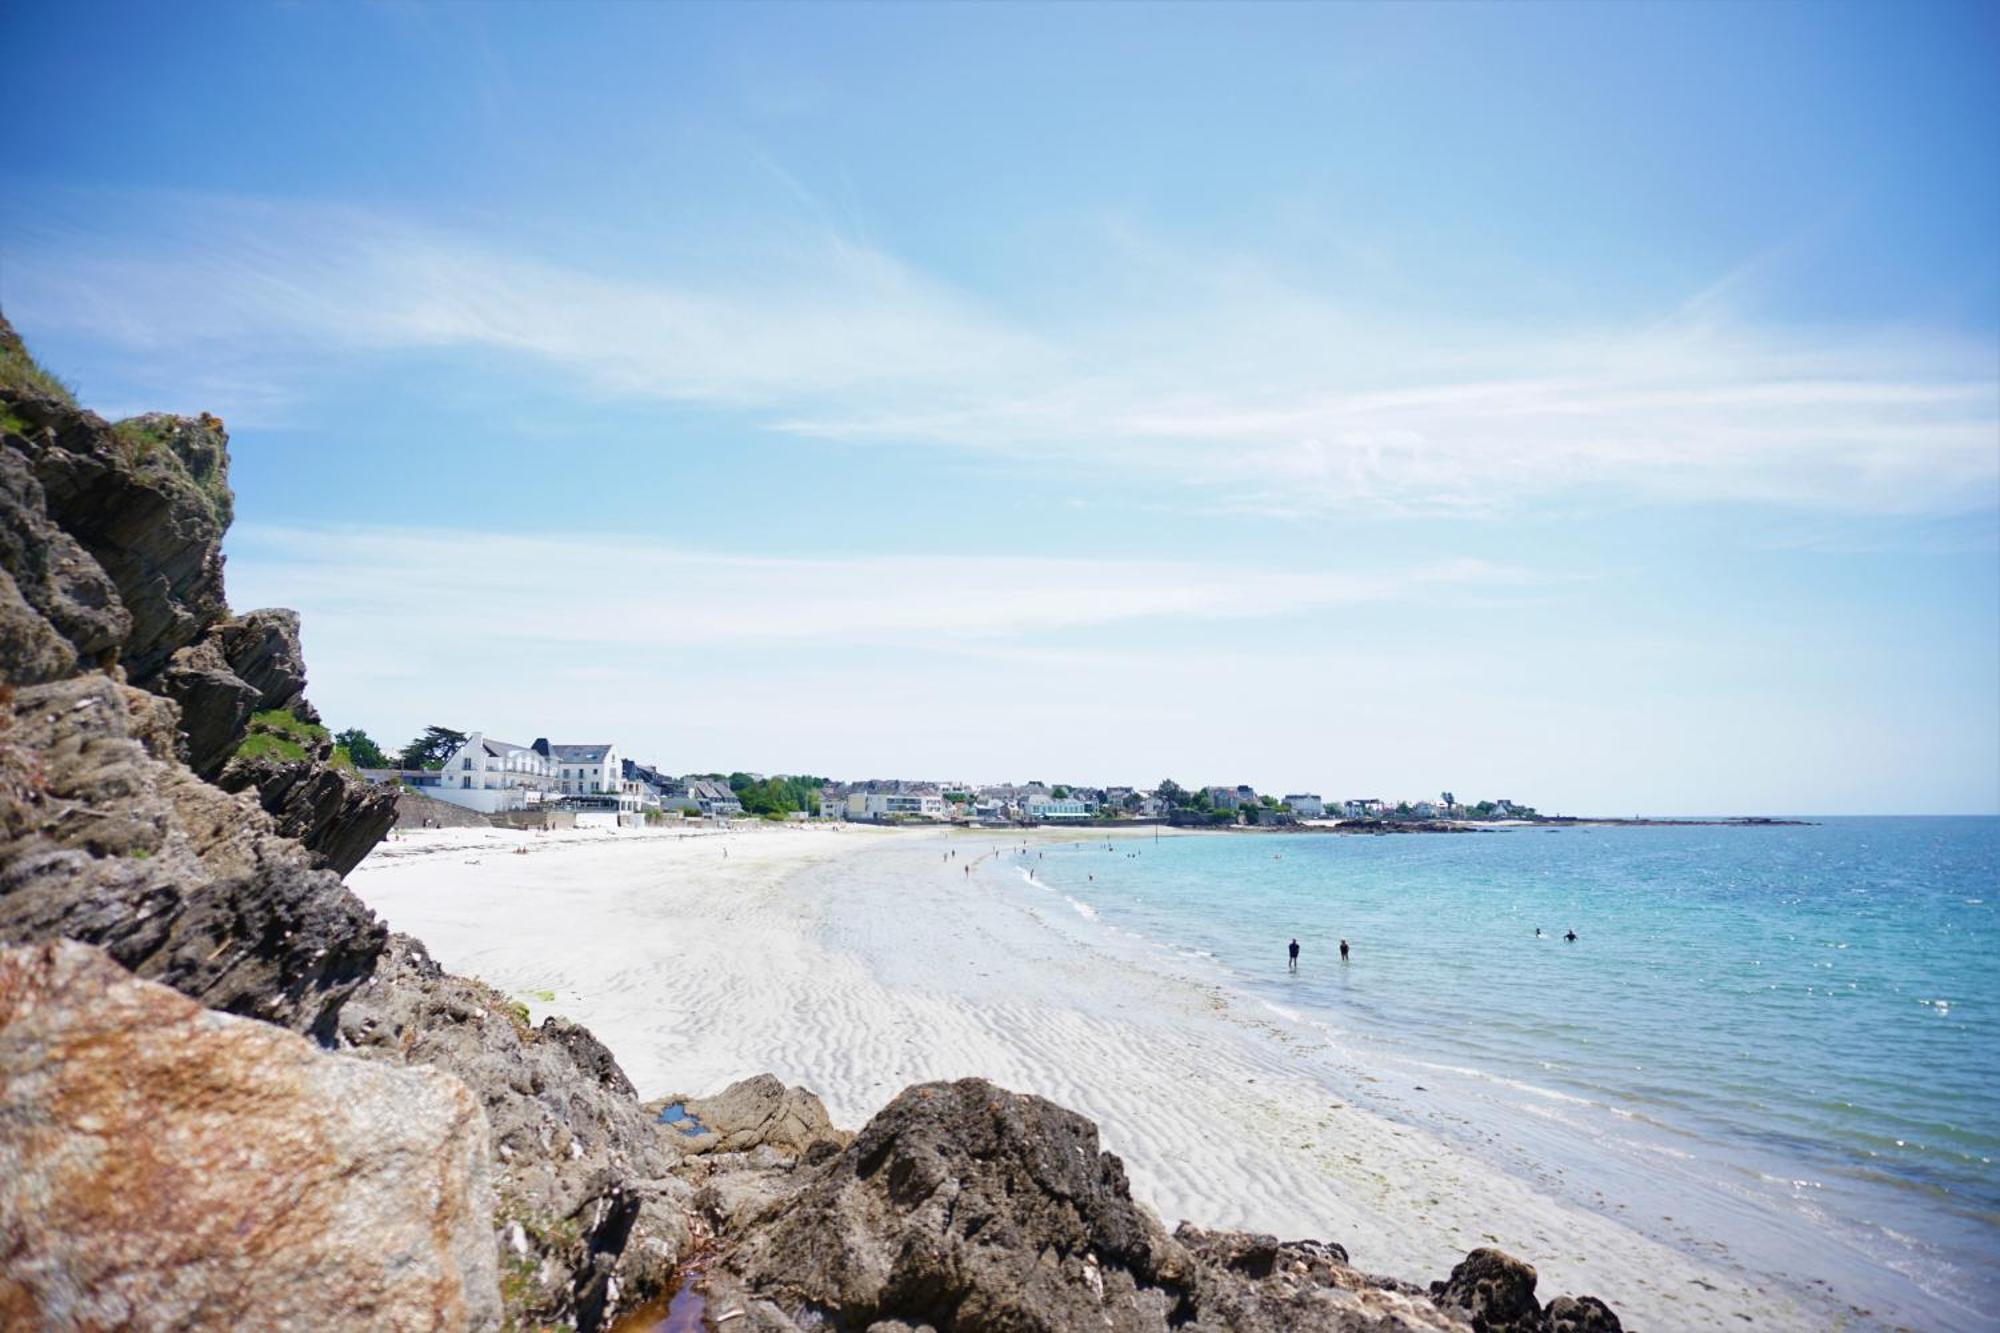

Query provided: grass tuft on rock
[0,314,79,406]
[232,709,330,766]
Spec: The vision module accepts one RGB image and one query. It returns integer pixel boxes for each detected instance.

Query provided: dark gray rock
[701,1078,1477,1333]
[0,674,387,1041]
[1430,1248,1542,1333]
[219,746,397,877]
[709,1078,1198,1332]
[0,444,129,685]
[1544,1294,1623,1333]
[156,636,260,777]
[214,606,315,720]
[11,399,232,685]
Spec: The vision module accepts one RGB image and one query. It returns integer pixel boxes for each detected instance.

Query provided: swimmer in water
[1339,938,1350,960]
[1287,938,1300,972]
[1564,929,1578,942]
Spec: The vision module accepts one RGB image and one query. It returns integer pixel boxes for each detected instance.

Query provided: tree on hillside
[1052,785,1070,799]
[335,728,388,769]
[398,726,466,770]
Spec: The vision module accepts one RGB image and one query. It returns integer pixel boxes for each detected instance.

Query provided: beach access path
[349,822,1814,1330]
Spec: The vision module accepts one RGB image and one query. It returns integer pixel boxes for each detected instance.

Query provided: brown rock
[0,939,501,1331]
[1545,1294,1623,1332]
[339,934,694,1331]
[657,1073,850,1157]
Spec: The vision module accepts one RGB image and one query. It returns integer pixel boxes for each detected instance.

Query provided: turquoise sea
[1015,818,1999,1328]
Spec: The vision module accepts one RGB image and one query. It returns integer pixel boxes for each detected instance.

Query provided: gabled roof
[547,743,612,762]
[481,738,535,758]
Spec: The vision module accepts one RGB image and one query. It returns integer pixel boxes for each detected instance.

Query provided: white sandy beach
[349,822,1813,1329]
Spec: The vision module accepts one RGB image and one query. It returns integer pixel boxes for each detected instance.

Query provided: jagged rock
[220,746,397,877]
[339,934,694,1331]
[0,446,129,685]
[0,939,501,1331]
[156,636,261,777]
[1430,1249,1543,1333]
[8,397,232,685]
[655,1073,850,1157]
[708,1078,1199,1332]
[0,674,386,1040]
[702,1079,1479,1333]
[214,606,315,720]
[154,607,313,779]
[1544,1295,1622,1332]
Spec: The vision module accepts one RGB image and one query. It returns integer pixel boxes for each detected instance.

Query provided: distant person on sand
[1339,938,1350,960]
[1564,928,1578,942]
[1288,938,1300,972]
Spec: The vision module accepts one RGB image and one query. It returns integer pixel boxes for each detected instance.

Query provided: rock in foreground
[0,939,502,1331]
[695,1078,1617,1333]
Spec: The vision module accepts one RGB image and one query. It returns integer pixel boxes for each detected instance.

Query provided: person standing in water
[1339,938,1350,960]
[1287,938,1300,972]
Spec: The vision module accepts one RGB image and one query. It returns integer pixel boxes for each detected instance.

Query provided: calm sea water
[1019,818,1999,1328]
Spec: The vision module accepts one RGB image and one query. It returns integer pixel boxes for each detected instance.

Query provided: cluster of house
[372,734,1530,831]
[820,781,1533,826]
[365,731,747,825]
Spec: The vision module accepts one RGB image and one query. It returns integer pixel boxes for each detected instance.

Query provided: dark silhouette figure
[1287,938,1300,972]
[1339,938,1350,960]
[1564,929,1578,942]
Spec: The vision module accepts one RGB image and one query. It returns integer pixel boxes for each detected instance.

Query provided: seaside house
[684,778,744,818]
[1283,794,1324,818]
[846,789,947,821]
[430,732,555,813]
[621,760,682,811]
[532,739,623,797]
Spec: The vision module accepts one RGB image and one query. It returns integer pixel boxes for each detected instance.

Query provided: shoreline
[350,822,1824,1329]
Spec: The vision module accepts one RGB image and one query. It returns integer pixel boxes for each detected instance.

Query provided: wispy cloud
[8,189,1995,516]
[228,522,1518,653]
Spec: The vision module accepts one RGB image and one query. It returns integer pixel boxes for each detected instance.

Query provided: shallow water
[1006,818,1999,1328]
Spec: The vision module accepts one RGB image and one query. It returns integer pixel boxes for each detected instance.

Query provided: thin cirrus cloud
[8,190,1995,517]
[225,523,1521,656]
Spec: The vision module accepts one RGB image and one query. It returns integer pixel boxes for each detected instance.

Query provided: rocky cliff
[0,311,1625,1332]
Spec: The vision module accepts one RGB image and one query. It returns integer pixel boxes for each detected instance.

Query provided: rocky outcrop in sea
[0,310,1626,1331]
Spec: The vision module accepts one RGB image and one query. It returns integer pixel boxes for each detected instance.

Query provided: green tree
[398,726,465,770]
[1052,785,1070,799]
[334,728,388,769]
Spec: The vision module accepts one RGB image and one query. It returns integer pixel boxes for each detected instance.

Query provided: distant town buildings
[370,733,1538,833]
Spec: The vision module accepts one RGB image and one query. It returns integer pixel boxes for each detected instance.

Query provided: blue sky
[3,2,1995,813]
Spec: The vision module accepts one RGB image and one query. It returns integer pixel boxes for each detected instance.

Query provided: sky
[2,2,1996,814]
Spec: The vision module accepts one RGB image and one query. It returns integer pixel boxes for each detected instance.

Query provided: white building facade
[429,732,554,813]
[846,791,946,821]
